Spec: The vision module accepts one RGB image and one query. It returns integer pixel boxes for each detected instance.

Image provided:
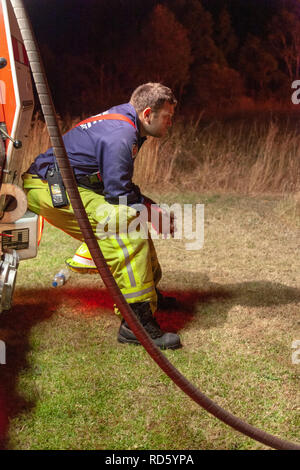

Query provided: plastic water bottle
[52,268,70,287]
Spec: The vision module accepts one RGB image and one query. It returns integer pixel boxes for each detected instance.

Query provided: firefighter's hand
[150,205,176,238]
[142,196,176,238]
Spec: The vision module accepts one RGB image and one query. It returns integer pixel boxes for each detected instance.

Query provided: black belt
[75,172,104,194]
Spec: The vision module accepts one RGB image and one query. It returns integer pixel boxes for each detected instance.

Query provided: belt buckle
[89,174,97,184]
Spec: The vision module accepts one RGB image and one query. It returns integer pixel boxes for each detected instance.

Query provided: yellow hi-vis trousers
[23,174,161,313]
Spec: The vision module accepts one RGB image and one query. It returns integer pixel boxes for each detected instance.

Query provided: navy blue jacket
[27,103,147,205]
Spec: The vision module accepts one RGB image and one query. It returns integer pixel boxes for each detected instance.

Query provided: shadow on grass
[0,286,115,449]
[155,288,231,333]
[156,278,300,331]
[0,295,58,449]
[0,279,299,449]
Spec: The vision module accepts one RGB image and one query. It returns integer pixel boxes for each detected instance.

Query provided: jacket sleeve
[95,127,142,206]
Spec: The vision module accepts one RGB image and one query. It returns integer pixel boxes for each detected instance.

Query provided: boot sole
[117,335,182,350]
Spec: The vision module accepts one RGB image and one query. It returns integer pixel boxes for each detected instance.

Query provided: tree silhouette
[239,34,278,98]
[215,6,238,67]
[191,63,244,110]
[181,0,224,66]
[139,4,192,94]
[268,6,300,80]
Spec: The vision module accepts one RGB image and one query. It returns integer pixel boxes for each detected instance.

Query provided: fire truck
[0,0,41,312]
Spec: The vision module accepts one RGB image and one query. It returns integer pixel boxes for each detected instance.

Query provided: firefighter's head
[130,83,177,138]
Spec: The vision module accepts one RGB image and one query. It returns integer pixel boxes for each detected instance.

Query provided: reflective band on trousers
[115,235,136,287]
[123,286,154,300]
[72,254,96,267]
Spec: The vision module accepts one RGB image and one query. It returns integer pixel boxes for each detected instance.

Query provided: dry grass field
[0,190,299,450]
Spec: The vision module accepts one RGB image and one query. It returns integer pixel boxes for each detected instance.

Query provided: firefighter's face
[140,101,175,138]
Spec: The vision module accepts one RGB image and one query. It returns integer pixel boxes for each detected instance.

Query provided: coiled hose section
[11,0,299,450]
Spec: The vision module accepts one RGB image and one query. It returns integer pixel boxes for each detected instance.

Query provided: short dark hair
[130,83,177,113]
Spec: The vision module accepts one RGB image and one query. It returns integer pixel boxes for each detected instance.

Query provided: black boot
[118,302,182,350]
[156,288,178,310]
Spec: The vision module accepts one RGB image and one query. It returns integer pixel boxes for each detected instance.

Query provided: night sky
[24,0,281,53]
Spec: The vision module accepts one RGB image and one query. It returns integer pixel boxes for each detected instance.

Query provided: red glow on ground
[63,287,114,315]
[59,288,204,328]
[155,290,203,332]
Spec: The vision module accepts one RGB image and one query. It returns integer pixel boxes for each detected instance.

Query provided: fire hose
[11,0,300,450]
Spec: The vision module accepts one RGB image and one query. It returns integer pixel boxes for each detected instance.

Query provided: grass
[0,192,299,450]
[134,112,300,194]
[22,110,300,195]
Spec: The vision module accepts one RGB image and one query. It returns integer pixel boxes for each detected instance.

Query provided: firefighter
[23,82,181,350]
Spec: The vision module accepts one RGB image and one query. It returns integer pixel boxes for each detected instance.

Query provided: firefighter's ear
[142,107,152,122]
